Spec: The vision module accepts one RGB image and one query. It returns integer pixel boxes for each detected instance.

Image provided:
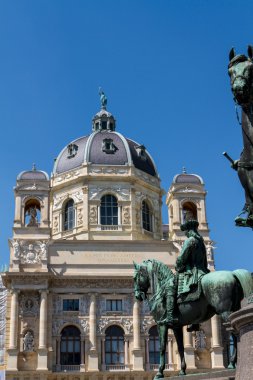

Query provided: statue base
[163,368,235,379]
[229,297,253,380]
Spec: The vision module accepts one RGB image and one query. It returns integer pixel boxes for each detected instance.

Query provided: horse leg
[173,326,186,376]
[228,333,237,369]
[153,324,168,380]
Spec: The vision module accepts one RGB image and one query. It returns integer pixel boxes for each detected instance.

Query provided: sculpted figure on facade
[39,240,49,260]
[26,206,38,227]
[20,294,40,316]
[89,206,97,224]
[205,241,216,261]
[12,239,20,259]
[122,207,131,224]
[23,331,35,352]
[53,216,59,233]
[77,208,83,226]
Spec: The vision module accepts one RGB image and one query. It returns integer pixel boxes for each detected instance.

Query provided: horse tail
[232,269,253,298]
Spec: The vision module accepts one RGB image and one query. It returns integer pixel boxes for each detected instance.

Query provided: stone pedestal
[132,348,144,371]
[37,348,48,370]
[6,349,18,371]
[230,300,253,380]
[183,327,196,369]
[88,349,99,371]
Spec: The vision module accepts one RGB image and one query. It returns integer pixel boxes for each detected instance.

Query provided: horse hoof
[178,370,186,376]
[153,374,164,380]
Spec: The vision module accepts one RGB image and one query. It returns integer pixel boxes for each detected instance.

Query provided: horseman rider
[160,215,209,328]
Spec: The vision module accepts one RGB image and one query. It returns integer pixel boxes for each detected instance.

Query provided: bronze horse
[134,259,253,378]
[228,45,253,227]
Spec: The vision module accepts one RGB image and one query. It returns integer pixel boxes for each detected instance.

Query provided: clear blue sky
[0,0,252,271]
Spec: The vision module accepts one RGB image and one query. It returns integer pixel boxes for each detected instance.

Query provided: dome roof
[173,173,203,184]
[17,167,49,181]
[53,131,158,177]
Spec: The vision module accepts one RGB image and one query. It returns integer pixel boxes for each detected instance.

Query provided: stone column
[88,294,98,371]
[133,299,141,349]
[145,337,150,371]
[9,290,18,349]
[89,294,96,350]
[82,185,88,231]
[39,291,47,349]
[183,327,196,369]
[132,298,144,370]
[55,336,61,371]
[167,335,174,370]
[37,290,48,370]
[14,195,22,226]
[80,335,85,371]
[124,337,129,369]
[211,315,224,368]
[7,289,19,371]
[101,337,106,371]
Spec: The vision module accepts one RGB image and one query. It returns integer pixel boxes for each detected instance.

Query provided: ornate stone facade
[2,102,224,380]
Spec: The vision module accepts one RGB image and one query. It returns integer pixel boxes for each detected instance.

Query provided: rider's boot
[165,296,179,327]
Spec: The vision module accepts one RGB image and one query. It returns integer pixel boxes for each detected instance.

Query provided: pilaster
[183,327,196,369]
[132,298,144,370]
[210,314,224,368]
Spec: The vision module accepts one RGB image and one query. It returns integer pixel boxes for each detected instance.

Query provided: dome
[53,94,158,178]
[53,131,158,177]
[173,173,203,184]
[17,166,49,181]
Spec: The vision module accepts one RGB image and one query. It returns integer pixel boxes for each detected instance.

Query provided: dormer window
[67,143,78,159]
[102,138,118,154]
[135,145,147,161]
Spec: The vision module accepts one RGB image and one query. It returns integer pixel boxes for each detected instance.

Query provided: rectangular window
[106,299,122,311]
[63,299,79,311]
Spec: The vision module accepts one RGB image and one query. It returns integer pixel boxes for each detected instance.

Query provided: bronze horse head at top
[228,45,253,108]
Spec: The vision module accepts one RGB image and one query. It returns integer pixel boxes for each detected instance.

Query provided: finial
[182,166,187,174]
[99,87,107,110]
[32,163,36,171]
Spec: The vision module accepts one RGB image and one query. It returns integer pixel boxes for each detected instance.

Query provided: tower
[166,169,215,270]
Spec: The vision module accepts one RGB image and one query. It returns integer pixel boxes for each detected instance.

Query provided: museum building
[2,99,226,380]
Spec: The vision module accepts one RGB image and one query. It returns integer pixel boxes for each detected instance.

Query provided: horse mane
[143,259,174,284]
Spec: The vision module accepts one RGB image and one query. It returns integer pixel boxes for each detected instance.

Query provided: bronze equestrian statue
[134,219,253,379]
[227,45,253,227]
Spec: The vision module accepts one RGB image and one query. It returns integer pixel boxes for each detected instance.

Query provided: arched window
[24,199,41,227]
[60,326,80,365]
[149,325,160,364]
[64,199,75,231]
[100,195,118,226]
[105,325,124,365]
[142,200,152,232]
[182,201,197,222]
[149,325,168,365]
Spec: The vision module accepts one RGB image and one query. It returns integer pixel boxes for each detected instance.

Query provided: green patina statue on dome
[99,87,107,109]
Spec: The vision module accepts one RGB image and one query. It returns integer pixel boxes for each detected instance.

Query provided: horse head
[133,261,150,301]
[228,45,253,107]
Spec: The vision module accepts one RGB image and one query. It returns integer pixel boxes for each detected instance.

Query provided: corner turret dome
[17,165,49,181]
[173,168,203,184]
